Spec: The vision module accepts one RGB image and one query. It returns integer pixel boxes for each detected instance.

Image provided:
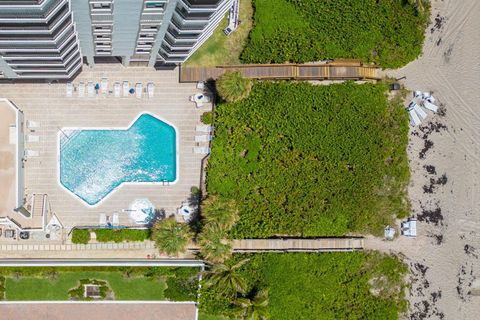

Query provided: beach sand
[366,0,480,319]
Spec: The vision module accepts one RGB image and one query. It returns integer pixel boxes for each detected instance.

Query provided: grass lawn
[240,0,429,68]
[200,253,408,320]
[5,272,166,300]
[206,82,409,238]
[184,0,253,67]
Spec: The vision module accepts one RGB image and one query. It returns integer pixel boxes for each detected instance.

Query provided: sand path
[366,0,480,319]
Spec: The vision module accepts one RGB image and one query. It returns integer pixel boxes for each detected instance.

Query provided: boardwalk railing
[179,61,379,82]
[231,238,364,252]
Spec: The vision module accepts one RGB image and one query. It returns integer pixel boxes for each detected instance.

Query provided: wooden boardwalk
[232,238,364,252]
[179,61,379,82]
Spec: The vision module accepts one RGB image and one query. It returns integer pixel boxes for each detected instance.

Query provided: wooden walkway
[231,238,364,252]
[179,61,379,82]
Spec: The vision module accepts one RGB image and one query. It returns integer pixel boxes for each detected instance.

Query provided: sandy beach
[367,0,480,319]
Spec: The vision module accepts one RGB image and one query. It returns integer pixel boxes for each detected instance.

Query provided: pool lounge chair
[112,212,119,226]
[193,146,211,154]
[26,135,39,143]
[411,102,427,120]
[135,83,142,98]
[147,82,155,98]
[101,78,108,95]
[123,81,129,97]
[99,213,107,226]
[407,106,422,126]
[114,82,121,97]
[66,82,73,97]
[9,125,16,144]
[423,100,439,113]
[87,81,94,97]
[25,149,39,157]
[195,135,211,143]
[26,120,39,128]
[78,82,85,97]
[195,124,213,133]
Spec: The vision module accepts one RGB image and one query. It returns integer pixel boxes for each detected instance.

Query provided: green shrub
[240,0,429,68]
[164,275,198,301]
[71,229,91,244]
[201,111,214,125]
[206,81,409,237]
[0,276,5,300]
[216,72,252,102]
[151,218,193,255]
[94,229,151,243]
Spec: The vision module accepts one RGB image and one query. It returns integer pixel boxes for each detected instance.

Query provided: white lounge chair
[195,124,213,133]
[423,101,439,113]
[25,149,39,157]
[66,82,73,97]
[112,212,119,226]
[413,90,422,98]
[123,81,129,97]
[407,106,421,126]
[87,81,94,97]
[135,83,142,98]
[99,213,107,226]
[9,125,16,144]
[101,78,108,95]
[26,135,39,143]
[411,102,427,120]
[195,135,211,143]
[26,120,39,128]
[147,82,155,98]
[114,82,121,97]
[78,82,85,97]
[193,146,211,154]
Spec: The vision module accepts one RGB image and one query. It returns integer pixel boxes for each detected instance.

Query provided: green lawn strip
[71,229,90,244]
[240,0,429,68]
[184,0,253,67]
[5,272,166,300]
[200,252,408,320]
[94,229,151,243]
[206,81,409,238]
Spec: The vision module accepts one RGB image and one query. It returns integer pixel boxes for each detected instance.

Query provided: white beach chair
[101,78,108,95]
[411,102,427,120]
[423,101,439,113]
[25,149,39,157]
[123,81,129,97]
[26,135,39,143]
[193,146,211,154]
[135,83,142,99]
[112,212,119,226]
[99,213,107,226]
[9,125,16,144]
[66,82,73,97]
[195,135,211,143]
[195,124,213,133]
[78,82,85,97]
[114,82,121,97]
[26,120,39,129]
[426,95,435,104]
[407,106,422,126]
[413,90,422,98]
[87,81,94,97]
[147,82,155,98]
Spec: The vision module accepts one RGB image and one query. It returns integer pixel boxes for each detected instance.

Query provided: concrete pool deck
[0,64,209,231]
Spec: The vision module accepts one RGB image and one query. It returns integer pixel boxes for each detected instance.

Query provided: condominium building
[0,0,233,80]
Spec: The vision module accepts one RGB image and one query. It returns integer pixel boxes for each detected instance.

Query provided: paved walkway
[0,240,155,252]
[231,238,364,252]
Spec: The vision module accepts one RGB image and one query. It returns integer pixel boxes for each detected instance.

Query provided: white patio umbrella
[127,198,154,225]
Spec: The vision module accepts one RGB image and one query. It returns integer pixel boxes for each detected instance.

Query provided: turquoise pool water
[60,113,176,206]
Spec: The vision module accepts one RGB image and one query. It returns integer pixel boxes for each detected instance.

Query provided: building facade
[0,0,233,80]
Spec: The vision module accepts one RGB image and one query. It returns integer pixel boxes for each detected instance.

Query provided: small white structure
[114,82,121,97]
[26,135,39,143]
[411,102,427,120]
[177,203,193,222]
[87,82,94,97]
[135,83,142,99]
[195,135,211,143]
[123,81,129,97]
[147,82,155,98]
[127,198,154,225]
[101,78,108,94]
[66,82,73,97]
[384,226,396,240]
[78,82,85,97]
[195,124,213,133]
[401,218,417,238]
[193,146,211,154]
[407,105,421,126]
[24,149,38,157]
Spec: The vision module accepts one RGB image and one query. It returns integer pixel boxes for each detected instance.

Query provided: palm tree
[202,195,239,229]
[203,258,250,295]
[198,222,233,264]
[233,289,269,320]
[151,217,192,256]
[216,71,253,102]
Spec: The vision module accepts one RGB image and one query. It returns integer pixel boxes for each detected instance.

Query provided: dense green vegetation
[200,253,408,320]
[241,0,429,68]
[216,72,253,102]
[0,267,199,301]
[206,82,409,238]
[151,218,193,255]
[71,229,90,244]
[94,229,151,243]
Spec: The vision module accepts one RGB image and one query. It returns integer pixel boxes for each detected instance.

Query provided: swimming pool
[59,113,177,206]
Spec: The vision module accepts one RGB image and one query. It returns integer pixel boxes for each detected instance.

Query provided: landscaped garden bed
[205,81,410,238]
[71,228,151,244]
